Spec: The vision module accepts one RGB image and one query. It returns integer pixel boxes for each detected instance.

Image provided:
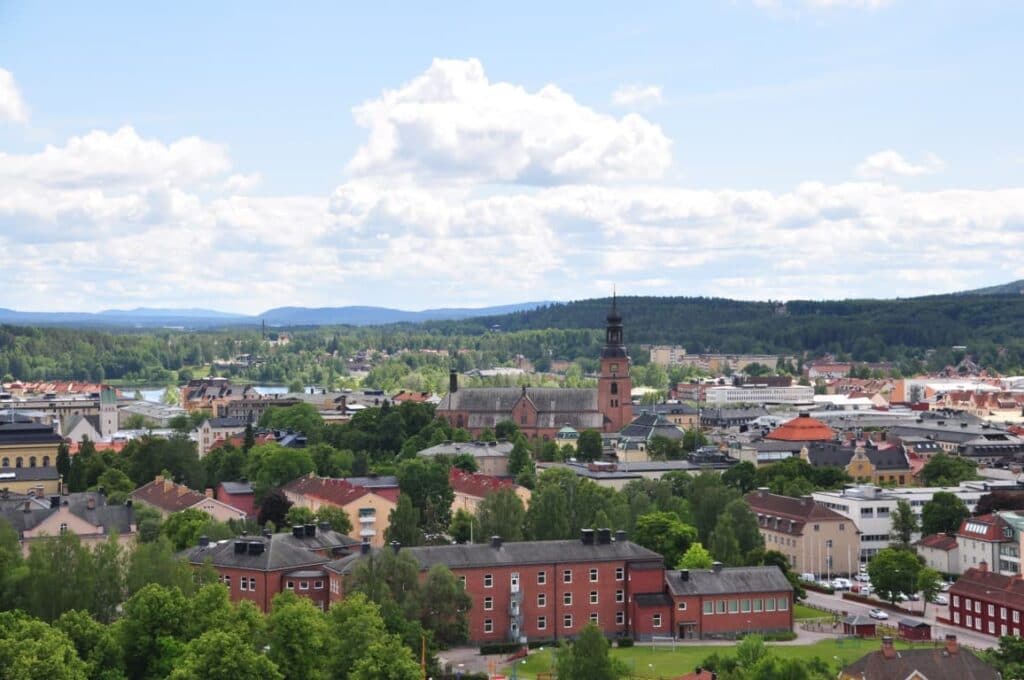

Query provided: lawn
[793,603,831,620]
[505,638,938,679]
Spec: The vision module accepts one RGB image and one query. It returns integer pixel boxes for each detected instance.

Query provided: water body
[130,385,289,403]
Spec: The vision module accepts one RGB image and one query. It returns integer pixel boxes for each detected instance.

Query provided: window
[537,616,547,630]
[0,458,7,467]
[589,612,599,624]
[15,457,22,468]
[975,601,981,613]
[753,598,763,612]
[314,580,324,590]
[777,597,788,611]
[825,539,833,549]
[563,614,573,629]
[953,596,960,607]
[520,414,527,425]
[286,581,294,590]
[29,457,36,467]
[223,575,231,588]
[616,590,624,604]
[967,615,973,627]
[839,523,845,531]
[484,574,493,588]
[765,598,775,612]
[537,593,546,607]
[298,581,308,591]
[615,567,624,581]
[484,597,493,611]
[990,621,996,634]
[988,604,995,617]
[741,599,751,613]
[537,570,546,585]
[1001,607,1007,619]
[813,524,820,532]
[1015,610,1020,624]
[42,456,49,467]
[703,601,713,615]
[563,569,572,584]
[511,572,519,589]
[965,598,971,608]
[729,600,739,613]
[459,576,466,588]
[954,612,960,624]
[590,591,599,605]
[653,614,662,628]
[484,619,493,634]
[563,592,573,606]
[716,600,726,614]
[610,382,618,395]
[589,568,599,582]
[616,611,625,625]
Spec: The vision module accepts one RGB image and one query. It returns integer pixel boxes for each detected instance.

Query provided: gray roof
[0,492,133,535]
[806,442,910,471]
[182,528,358,571]
[665,566,793,596]
[0,466,61,482]
[207,416,248,429]
[419,441,514,458]
[843,615,876,626]
[438,387,605,430]
[342,475,399,489]
[0,421,64,446]
[620,413,685,441]
[841,646,998,680]
[62,414,100,437]
[327,539,664,575]
[219,480,254,495]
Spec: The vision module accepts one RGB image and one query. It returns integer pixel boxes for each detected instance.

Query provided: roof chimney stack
[490,535,503,549]
[881,636,896,658]
[712,561,723,574]
[449,369,458,394]
[581,528,595,545]
[615,529,627,542]
[390,540,401,554]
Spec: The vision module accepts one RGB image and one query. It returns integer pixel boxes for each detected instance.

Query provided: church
[436,299,633,440]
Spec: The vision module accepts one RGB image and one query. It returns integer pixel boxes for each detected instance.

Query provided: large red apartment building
[945,563,1024,637]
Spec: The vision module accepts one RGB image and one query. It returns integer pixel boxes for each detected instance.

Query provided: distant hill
[957,280,1024,296]
[0,302,552,328]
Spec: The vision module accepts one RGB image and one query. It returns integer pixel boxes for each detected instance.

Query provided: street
[802,590,997,650]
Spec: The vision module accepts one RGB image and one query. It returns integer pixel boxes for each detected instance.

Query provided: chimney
[292,525,304,539]
[198,535,209,546]
[881,636,896,659]
[86,496,96,510]
[615,529,627,542]
[50,496,60,509]
[581,528,595,545]
[680,569,690,582]
[247,541,264,555]
[318,521,331,532]
[945,634,959,655]
[304,524,316,537]
[979,560,989,572]
[449,370,458,394]
[204,488,214,498]
[490,535,503,549]
[360,542,371,555]
[22,500,31,513]
[390,540,401,554]
[597,528,612,544]
[234,540,247,554]
[712,561,723,574]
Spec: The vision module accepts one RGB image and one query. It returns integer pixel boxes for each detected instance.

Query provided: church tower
[597,294,633,432]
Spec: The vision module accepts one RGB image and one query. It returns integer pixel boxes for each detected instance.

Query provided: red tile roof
[957,514,1010,543]
[131,475,207,513]
[449,468,516,500]
[765,414,835,442]
[916,534,958,551]
[282,474,374,508]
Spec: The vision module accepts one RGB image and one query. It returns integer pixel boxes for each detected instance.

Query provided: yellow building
[0,420,64,496]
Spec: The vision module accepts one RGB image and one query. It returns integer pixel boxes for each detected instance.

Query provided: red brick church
[436,298,634,439]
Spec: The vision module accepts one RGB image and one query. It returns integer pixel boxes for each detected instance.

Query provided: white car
[800,573,817,583]
[855,572,870,582]
[858,584,873,595]
[940,582,952,592]
[831,578,853,590]
[868,608,889,620]
[931,594,949,605]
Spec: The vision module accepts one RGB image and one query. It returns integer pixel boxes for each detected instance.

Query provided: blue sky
[1,1,1023,313]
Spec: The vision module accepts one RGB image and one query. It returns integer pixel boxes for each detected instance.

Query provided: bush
[761,631,798,641]
[617,637,634,647]
[479,642,523,655]
[803,581,835,595]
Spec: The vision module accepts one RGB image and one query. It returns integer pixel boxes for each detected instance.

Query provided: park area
[504,637,941,679]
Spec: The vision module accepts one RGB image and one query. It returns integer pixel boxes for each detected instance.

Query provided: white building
[813,481,1022,564]
[705,385,814,406]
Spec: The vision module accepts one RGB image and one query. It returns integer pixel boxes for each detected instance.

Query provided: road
[802,589,997,650]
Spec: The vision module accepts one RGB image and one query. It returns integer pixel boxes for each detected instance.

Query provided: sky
[1,0,1023,314]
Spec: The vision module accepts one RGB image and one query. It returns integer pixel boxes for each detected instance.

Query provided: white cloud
[347,58,672,185]
[808,0,893,8]
[611,84,663,108]
[3,58,1024,313]
[0,68,29,123]
[855,150,945,178]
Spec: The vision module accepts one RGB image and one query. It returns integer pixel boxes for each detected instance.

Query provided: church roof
[765,414,835,442]
[438,387,605,431]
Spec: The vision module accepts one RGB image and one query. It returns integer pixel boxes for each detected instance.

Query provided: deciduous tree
[921,491,969,536]
[476,488,526,542]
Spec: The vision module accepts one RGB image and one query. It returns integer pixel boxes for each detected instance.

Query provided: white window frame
[484,597,494,611]
[563,614,573,629]
[484,574,493,588]
[563,592,572,606]
[484,619,493,633]
[653,614,662,628]
[589,568,599,583]
[616,589,624,604]
[590,591,599,605]
[616,611,625,625]
[537,616,546,630]
[563,569,572,584]
[537,570,546,585]
[615,567,624,581]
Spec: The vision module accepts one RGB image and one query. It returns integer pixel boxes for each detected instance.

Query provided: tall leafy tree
[525,484,570,540]
[396,459,453,533]
[677,542,714,569]
[576,429,603,462]
[169,630,282,680]
[119,584,190,680]
[555,623,628,680]
[890,500,919,548]
[419,565,471,647]
[384,493,423,547]
[476,488,526,542]
[921,491,970,536]
[91,535,126,624]
[0,611,89,680]
[709,512,743,566]
[326,593,389,680]
[23,531,96,621]
[632,511,698,568]
[349,636,422,680]
[920,453,977,486]
[867,548,922,604]
[266,593,330,680]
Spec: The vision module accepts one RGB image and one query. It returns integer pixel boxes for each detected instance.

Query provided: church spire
[603,290,625,356]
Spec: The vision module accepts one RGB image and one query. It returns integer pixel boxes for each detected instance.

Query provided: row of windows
[285,579,325,591]
[488,589,627,610]
[954,596,1023,623]
[477,567,625,589]
[482,611,630,633]
[1,456,50,468]
[953,612,1020,637]
[701,597,787,615]
[218,575,258,593]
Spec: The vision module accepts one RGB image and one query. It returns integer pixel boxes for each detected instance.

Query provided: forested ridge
[4,292,1024,384]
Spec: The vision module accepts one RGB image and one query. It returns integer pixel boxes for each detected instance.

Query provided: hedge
[479,642,524,655]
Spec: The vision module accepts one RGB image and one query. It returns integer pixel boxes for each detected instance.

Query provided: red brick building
[664,564,794,640]
[435,300,633,439]
[945,564,1024,637]
[215,480,256,518]
[181,523,359,612]
[325,530,793,644]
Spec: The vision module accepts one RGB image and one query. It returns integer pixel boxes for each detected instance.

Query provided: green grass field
[793,603,833,620]
[504,638,939,679]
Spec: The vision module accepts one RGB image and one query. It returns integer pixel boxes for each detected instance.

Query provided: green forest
[3,292,1024,388]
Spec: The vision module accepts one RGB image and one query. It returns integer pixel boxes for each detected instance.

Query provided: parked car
[800,573,817,583]
[940,581,952,592]
[931,594,949,605]
[858,584,873,595]
[868,608,889,620]
[855,571,870,582]
[895,592,910,602]
[831,578,853,590]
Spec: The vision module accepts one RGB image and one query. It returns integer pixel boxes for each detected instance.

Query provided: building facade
[946,565,1024,638]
